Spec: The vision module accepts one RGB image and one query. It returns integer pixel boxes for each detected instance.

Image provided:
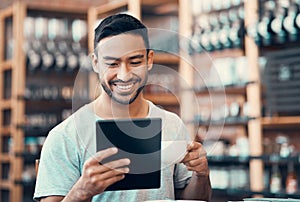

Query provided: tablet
[96,118,162,191]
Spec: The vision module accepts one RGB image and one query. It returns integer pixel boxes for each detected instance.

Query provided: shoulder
[50,103,95,138]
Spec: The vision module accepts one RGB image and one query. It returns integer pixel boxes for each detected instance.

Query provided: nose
[117,62,131,81]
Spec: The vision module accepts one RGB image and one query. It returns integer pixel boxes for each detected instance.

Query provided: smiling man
[96,33,151,107]
[34,14,211,202]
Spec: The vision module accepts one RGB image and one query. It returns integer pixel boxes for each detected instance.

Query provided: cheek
[134,66,148,76]
[100,69,116,83]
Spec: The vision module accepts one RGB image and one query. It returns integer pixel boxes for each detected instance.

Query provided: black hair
[94,13,149,51]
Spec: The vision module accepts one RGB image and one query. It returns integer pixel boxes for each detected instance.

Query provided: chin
[112,93,139,105]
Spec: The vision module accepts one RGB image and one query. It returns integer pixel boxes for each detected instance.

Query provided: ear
[91,53,99,73]
[147,49,154,71]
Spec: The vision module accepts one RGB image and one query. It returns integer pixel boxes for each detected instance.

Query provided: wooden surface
[93,0,128,16]
[144,93,179,105]
[154,52,179,64]
[1,0,106,12]
[261,116,300,127]
[244,0,264,192]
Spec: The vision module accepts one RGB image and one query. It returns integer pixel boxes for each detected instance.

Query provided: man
[34,14,211,201]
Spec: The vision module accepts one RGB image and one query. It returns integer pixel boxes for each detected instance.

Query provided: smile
[116,83,134,90]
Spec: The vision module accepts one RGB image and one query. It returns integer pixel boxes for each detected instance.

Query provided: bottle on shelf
[228,7,238,23]
[24,17,42,72]
[40,45,55,71]
[55,41,68,71]
[5,18,13,60]
[200,26,213,52]
[189,25,204,54]
[229,19,244,49]
[257,1,276,47]
[26,44,42,72]
[296,0,300,31]
[35,17,56,72]
[286,161,298,194]
[210,24,222,51]
[53,18,69,72]
[209,14,222,51]
[67,19,88,72]
[218,12,232,49]
[66,44,79,72]
[283,0,299,42]
[270,164,282,193]
[270,3,288,44]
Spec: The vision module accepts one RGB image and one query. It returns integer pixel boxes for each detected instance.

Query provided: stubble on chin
[100,82,145,105]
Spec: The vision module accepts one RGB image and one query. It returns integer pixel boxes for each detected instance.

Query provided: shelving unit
[1,0,299,201]
[0,1,105,201]
[190,0,300,200]
[262,116,300,128]
[188,0,264,200]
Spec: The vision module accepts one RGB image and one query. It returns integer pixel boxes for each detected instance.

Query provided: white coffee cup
[161,140,188,164]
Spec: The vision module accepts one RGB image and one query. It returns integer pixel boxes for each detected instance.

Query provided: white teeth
[116,84,133,90]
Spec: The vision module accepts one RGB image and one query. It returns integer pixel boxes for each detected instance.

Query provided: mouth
[110,79,140,94]
[115,83,134,91]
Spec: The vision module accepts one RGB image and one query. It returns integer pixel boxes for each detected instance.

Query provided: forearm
[177,172,212,201]
[62,189,92,202]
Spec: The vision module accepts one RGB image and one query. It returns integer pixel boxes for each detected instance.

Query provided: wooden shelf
[144,93,179,105]
[142,0,177,6]
[208,155,300,165]
[0,180,12,189]
[261,116,300,128]
[207,155,250,164]
[93,0,128,15]
[193,48,244,59]
[196,116,254,127]
[1,127,11,135]
[0,100,12,109]
[154,52,179,65]
[0,154,11,162]
[23,0,105,14]
[194,84,249,96]
[0,5,12,18]
[213,188,300,199]
[0,60,12,71]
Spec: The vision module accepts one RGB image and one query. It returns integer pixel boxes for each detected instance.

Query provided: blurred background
[1,0,300,201]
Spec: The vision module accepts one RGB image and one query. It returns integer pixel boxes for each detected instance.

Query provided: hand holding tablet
[96,118,162,191]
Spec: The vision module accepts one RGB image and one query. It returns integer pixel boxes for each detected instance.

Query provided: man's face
[94,34,153,105]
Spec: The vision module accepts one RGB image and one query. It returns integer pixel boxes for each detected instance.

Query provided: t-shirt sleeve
[33,130,81,201]
[174,163,192,189]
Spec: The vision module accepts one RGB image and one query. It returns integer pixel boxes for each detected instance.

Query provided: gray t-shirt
[34,101,192,201]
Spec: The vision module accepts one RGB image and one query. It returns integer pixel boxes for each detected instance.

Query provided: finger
[101,174,126,189]
[91,173,127,192]
[97,167,130,182]
[95,147,118,162]
[100,158,130,171]
[84,147,118,168]
[181,151,200,163]
[187,141,201,151]
[184,156,207,167]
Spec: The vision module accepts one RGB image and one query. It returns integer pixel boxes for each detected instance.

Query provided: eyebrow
[128,54,144,60]
[102,54,145,61]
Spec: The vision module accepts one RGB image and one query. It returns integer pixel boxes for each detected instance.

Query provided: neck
[94,92,149,119]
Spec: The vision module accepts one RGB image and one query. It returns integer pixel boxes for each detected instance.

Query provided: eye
[130,60,142,66]
[105,62,119,68]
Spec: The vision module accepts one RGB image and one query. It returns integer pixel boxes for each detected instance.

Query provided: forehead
[97,34,146,59]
